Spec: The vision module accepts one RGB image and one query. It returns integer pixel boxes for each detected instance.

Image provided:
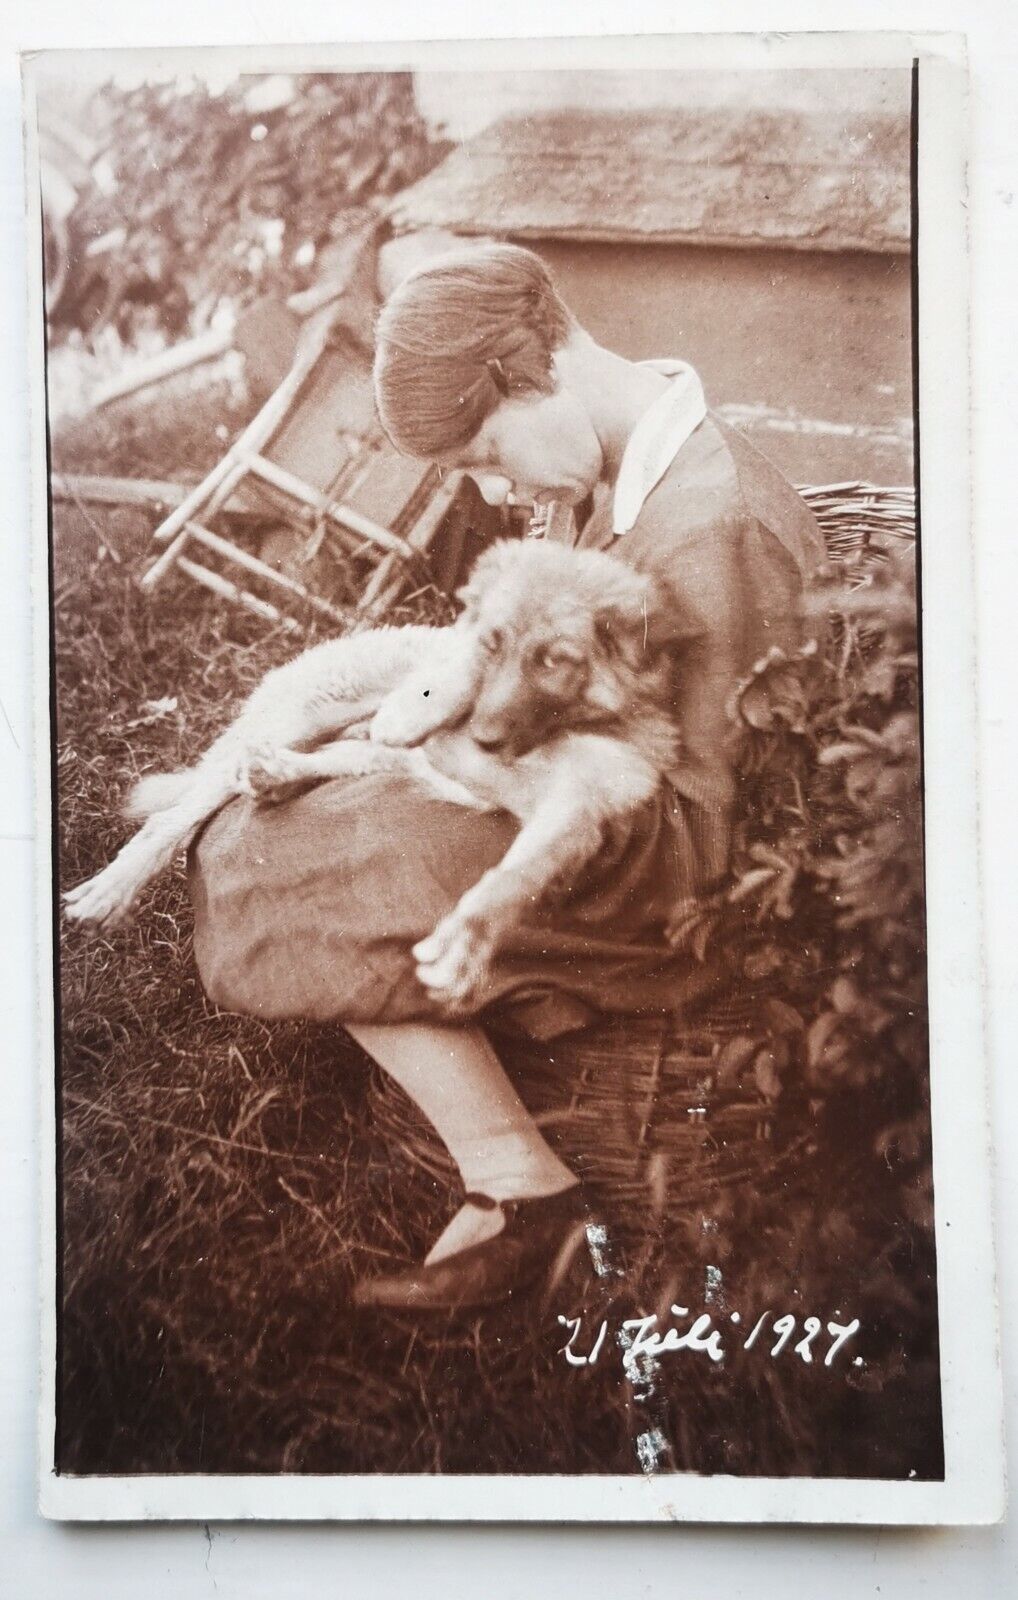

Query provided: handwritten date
[558,1307,861,1371]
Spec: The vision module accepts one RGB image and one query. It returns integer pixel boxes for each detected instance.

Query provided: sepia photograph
[23,33,1001,1523]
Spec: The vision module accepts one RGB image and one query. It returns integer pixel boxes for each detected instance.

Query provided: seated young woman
[187,243,827,1311]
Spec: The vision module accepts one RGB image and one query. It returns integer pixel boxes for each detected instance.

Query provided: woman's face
[436,385,604,509]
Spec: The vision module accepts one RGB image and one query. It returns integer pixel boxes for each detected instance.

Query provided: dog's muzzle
[468,707,561,761]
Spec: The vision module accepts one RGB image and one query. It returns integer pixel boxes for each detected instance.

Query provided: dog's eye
[538,645,583,671]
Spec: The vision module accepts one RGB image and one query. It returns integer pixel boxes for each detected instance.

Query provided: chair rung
[185,522,346,625]
[175,556,302,633]
[245,455,415,561]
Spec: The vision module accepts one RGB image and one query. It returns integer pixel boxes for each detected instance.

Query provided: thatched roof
[389,107,910,254]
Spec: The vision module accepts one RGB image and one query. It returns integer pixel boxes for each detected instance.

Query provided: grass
[51,387,943,1479]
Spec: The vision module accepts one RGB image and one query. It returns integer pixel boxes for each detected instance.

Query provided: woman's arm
[656,521,745,817]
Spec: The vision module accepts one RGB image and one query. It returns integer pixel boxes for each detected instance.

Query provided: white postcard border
[25,29,1004,1524]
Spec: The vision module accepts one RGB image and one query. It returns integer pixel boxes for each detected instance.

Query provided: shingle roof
[389,107,910,254]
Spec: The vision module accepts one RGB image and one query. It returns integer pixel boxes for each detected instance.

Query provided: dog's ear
[595,572,673,660]
[455,575,481,620]
[455,541,511,619]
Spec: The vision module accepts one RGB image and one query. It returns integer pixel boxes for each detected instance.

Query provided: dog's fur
[64,539,680,1007]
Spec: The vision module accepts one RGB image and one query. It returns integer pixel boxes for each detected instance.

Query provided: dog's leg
[244,739,489,811]
[62,630,450,928]
[369,627,481,748]
[60,707,401,934]
[63,758,241,927]
[230,697,382,792]
[413,796,607,1008]
[414,743,660,1008]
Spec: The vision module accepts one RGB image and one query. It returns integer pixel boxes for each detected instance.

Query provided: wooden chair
[140,221,498,631]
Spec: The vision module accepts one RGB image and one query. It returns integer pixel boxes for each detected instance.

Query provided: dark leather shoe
[352,1185,593,1312]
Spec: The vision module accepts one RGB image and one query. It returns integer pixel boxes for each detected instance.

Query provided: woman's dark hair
[373,242,576,458]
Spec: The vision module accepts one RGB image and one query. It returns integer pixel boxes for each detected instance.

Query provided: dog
[63,538,680,1008]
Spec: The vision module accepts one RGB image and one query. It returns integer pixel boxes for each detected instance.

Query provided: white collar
[611,359,708,535]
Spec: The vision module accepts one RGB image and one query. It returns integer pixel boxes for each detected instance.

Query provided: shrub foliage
[51,72,450,341]
[669,545,930,1214]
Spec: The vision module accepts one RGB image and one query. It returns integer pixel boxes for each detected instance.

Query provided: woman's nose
[472,473,514,507]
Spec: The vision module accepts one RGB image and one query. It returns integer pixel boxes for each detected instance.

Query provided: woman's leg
[347,1020,577,1264]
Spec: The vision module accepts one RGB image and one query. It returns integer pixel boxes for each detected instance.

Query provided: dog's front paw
[62,868,134,928]
[370,691,437,749]
[237,746,310,803]
[413,909,497,1010]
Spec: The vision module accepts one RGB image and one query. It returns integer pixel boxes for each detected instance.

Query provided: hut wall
[528,238,913,484]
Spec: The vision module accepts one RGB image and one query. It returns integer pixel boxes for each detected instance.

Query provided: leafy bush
[670,544,929,1194]
[51,72,451,342]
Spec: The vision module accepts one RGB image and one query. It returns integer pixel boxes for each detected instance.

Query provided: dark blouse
[556,410,828,878]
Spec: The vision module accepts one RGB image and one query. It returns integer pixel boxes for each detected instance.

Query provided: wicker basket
[367,992,806,1228]
[367,483,916,1223]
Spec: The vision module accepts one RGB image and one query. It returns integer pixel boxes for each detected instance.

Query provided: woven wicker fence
[367,482,917,1226]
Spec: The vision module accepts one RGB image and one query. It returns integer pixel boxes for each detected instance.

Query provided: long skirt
[187,772,730,1041]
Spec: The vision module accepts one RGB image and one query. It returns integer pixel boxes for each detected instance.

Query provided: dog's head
[456,539,672,759]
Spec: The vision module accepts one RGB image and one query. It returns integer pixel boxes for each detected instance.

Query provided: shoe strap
[461,1186,584,1222]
